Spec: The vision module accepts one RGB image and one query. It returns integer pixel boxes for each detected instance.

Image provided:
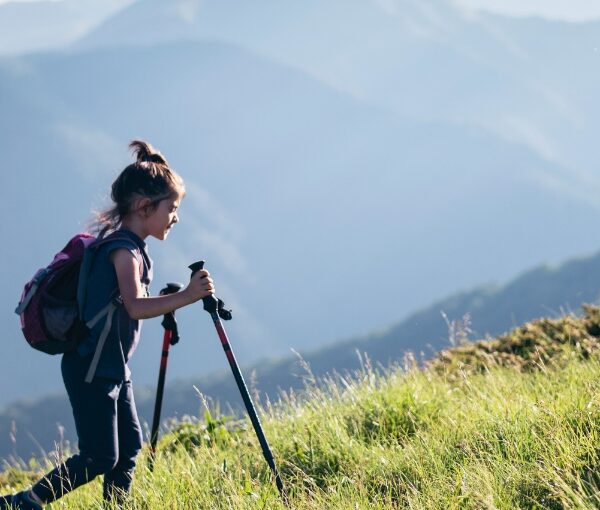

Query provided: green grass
[4,308,600,509]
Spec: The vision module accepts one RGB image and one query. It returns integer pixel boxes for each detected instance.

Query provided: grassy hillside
[3,308,600,508]
[149,248,600,426]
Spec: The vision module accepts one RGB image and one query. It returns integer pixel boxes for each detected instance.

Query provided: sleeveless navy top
[69,229,153,382]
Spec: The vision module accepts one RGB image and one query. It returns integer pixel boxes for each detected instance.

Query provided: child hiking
[2,140,214,509]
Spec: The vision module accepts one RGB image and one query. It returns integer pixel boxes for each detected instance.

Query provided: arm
[111,248,214,320]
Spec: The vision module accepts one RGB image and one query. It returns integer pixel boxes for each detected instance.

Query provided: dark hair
[91,140,185,237]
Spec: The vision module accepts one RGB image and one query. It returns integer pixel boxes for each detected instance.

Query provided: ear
[135,197,153,217]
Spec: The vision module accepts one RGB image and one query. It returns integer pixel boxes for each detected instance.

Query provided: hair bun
[129,139,168,166]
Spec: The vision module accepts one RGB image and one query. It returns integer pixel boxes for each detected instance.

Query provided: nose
[172,213,179,224]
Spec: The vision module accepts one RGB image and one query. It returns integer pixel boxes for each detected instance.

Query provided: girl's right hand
[186,269,215,302]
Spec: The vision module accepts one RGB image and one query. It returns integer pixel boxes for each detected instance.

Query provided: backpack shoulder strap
[84,299,119,383]
[76,232,142,317]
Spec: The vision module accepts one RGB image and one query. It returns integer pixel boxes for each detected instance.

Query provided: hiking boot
[0,495,12,510]
[0,492,42,510]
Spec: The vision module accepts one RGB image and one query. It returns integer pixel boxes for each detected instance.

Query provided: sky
[1,0,600,22]
[456,0,600,21]
[0,0,599,417]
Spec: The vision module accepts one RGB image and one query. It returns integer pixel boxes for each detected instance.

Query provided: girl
[1,140,214,509]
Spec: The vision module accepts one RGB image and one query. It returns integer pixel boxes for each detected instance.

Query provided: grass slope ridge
[164,249,600,414]
[3,308,600,508]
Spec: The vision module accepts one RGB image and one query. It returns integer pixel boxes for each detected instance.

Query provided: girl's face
[146,194,181,241]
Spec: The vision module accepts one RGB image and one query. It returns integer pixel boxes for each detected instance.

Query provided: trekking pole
[189,261,288,505]
[148,282,183,471]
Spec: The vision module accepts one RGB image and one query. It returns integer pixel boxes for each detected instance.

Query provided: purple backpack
[15,232,138,360]
[15,234,96,354]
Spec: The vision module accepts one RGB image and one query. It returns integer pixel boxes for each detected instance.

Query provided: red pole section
[149,328,173,468]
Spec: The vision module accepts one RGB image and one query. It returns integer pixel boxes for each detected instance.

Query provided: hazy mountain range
[0,0,132,55]
[76,0,600,178]
[1,0,599,409]
[2,249,599,462]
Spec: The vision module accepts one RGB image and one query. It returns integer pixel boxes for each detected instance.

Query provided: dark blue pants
[32,352,143,504]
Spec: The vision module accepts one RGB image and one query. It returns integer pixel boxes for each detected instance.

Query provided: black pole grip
[159,282,183,342]
[160,282,184,296]
[188,260,219,314]
[188,260,205,275]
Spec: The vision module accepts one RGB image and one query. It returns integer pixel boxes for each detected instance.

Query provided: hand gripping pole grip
[189,261,232,320]
[188,261,218,313]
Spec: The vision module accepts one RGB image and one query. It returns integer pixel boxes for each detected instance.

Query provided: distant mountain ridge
[75,0,600,179]
[3,35,594,407]
[0,0,132,55]
[2,249,599,462]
